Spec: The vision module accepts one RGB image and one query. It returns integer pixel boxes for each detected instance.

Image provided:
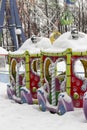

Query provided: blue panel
[13,0,26,44]
[64,0,75,4]
[0,0,26,50]
[0,0,6,32]
[9,0,18,50]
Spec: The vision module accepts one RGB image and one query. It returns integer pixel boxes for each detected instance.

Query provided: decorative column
[16,62,21,97]
[49,63,56,106]
[66,49,72,95]
[25,51,30,89]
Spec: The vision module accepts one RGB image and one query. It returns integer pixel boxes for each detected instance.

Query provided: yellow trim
[41,49,69,57]
[40,54,44,86]
[25,51,30,89]
[45,59,51,79]
[33,99,38,104]
[66,49,72,95]
[8,55,11,81]
[50,31,61,44]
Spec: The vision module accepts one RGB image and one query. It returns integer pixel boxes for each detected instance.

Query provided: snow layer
[0,47,8,55]
[0,82,86,130]
[53,31,87,52]
[10,37,52,55]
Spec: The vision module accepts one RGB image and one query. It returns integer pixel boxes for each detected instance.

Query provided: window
[74,59,85,79]
[31,58,40,75]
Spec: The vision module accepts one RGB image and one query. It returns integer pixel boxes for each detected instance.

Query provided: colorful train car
[37,31,87,112]
[38,48,87,108]
[37,48,74,114]
[7,37,52,104]
[7,49,41,104]
[7,32,87,111]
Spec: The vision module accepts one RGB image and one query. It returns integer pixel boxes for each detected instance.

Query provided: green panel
[60,11,74,25]
[49,91,60,105]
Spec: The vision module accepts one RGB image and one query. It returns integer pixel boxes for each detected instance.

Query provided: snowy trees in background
[17,0,87,37]
[1,0,87,39]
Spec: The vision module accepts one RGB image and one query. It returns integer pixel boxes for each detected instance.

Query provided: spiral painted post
[16,63,20,97]
[50,63,56,106]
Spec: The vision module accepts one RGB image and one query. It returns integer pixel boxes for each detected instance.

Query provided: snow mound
[10,37,52,55]
[0,47,8,55]
[36,37,52,49]
[53,31,87,52]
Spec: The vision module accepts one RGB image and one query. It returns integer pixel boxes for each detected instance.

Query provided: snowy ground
[0,82,86,130]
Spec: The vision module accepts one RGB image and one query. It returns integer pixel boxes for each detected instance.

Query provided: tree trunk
[44,0,49,37]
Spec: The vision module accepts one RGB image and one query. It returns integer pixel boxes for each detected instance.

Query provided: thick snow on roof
[10,37,52,55]
[0,47,8,55]
[53,31,87,52]
[36,37,52,49]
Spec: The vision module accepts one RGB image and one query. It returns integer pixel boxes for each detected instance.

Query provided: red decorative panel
[71,56,87,107]
[30,57,40,99]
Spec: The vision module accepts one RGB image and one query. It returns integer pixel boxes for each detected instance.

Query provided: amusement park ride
[0,0,59,51]
[0,0,26,51]
[0,0,75,51]
[6,0,87,119]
